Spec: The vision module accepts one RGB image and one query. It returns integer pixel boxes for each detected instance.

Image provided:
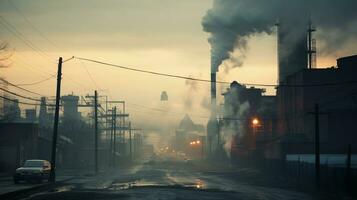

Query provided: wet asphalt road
[20,160,313,200]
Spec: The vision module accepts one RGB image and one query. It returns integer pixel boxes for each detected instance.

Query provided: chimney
[211,74,217,118]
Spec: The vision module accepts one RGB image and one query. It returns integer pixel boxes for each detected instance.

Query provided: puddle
[109,180,205,191]
[51,185,75,193]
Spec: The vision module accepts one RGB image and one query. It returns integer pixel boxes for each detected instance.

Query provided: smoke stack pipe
[210,73,217,117]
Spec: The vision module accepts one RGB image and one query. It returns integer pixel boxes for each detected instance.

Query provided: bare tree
[0,41,12,120]
[0,42,12,68]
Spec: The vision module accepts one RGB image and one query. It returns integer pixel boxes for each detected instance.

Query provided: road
[15,159,313,200]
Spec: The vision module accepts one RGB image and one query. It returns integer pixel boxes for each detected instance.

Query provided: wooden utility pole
[113,106,117,167]
[308,103,327,189]
[314,104,320,188]
[109,109,114,167]
[129,122,132,160]
[94,90,98,174]
[49,57,63,182]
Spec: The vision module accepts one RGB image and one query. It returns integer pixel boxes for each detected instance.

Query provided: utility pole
[113,106,117,167]
[109,109,114,167]
[94,91,98,174]
[308,103,327,189]
[129,122,132,160]
[49,57,63,182]
[314,104,320,188]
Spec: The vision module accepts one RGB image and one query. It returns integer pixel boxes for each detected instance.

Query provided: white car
[13,159,51,184]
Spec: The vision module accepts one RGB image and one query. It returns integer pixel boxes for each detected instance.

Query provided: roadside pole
[308,103,327,189]
[94,90,98,174]
[49,57,63,182]
[129,122,132,160]
[314,103,320,188]
[110,108,114,167]
[113,106,117,167]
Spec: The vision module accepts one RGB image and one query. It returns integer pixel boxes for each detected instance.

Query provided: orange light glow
[252,118,259,126]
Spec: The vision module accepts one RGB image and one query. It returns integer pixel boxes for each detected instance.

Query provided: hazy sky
[0,0,345,127]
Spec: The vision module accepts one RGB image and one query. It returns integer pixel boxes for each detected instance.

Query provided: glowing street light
[252,118,259,126]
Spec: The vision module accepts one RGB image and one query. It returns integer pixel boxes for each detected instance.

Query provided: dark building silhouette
[160,91,168,101]
[2,97,21,122]
[25,109,36,122]
[0,123,39,173]
[274,55,357,159]
[222,82,276,162]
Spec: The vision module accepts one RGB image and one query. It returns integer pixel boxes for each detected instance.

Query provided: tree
[0,42,11,68]
[0,41,12,120]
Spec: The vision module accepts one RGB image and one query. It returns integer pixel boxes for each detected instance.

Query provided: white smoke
[221,101,250,157]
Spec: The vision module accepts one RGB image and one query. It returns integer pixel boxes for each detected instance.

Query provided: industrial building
[219,20,357,166]
[274,55,357,159]
[222,81,277,164]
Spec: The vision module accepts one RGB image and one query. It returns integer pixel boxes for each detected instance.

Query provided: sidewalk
[0,170,74,196]
[0,167,128,197]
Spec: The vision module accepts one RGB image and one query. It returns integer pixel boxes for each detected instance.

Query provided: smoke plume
[202,0,357,71]
[184,77,198,110]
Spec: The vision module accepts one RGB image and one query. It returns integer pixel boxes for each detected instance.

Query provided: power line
[15,76,55,86]
[76,59,100,89]
[75,56,231,84]
[0,15,54,62]
[7,0,60,51]
[75,57,357,88]
[0,87,41,101]
[0,78,45,96]
[0,95,39,106]
[11,57,55,78]
[4,1,102,93]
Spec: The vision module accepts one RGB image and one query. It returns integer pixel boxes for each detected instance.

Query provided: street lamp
[252,118,259,127]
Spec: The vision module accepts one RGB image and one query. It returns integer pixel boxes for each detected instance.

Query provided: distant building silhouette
[160,91,168,101]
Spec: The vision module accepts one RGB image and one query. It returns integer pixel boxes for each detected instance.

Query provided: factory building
[274,55,357,159]
[222,82,277,163]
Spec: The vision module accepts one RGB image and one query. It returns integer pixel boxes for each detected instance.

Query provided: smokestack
[207,56,219,157]
[210,72,217,117]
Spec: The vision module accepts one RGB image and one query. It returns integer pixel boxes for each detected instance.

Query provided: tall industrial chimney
[210,72,217,117]
[207,56,219,157]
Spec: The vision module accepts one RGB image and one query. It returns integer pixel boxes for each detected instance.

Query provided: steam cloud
[184,77,198,110]
[202,0,357,72]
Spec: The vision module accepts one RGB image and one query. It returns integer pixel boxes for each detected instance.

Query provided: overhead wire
[0,87,41,101]
[0,15,55,63]
[0,78,45,96]
[75,57,357,88]
[0,95,39,106]
[14,75,55,86]
[7,0,60,51]
[1,4,98,93]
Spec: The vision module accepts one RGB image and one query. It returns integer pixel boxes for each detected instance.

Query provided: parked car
[13,159,51,184]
